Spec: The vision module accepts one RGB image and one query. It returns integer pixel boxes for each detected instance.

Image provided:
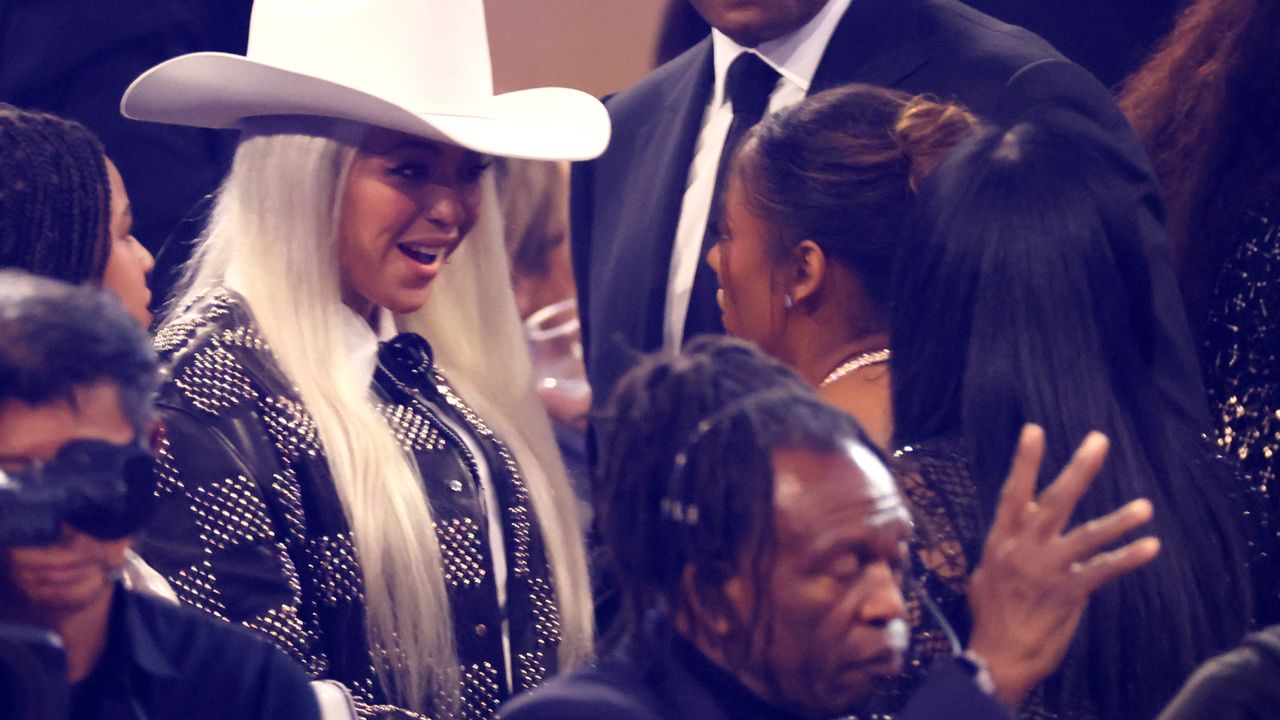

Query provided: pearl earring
[783,294,794,310]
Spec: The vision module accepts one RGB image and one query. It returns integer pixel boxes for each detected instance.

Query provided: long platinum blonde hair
[170,117,593,711]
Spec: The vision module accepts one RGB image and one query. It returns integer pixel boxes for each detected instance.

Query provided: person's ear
[679,563,742,641]
[788,240,827,308]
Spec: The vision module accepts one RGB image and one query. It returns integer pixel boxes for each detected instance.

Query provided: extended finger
[1073,536,1161,592]
[991,424,1044,538]
[1058,498,1154,565]
[1031,432,1109,537]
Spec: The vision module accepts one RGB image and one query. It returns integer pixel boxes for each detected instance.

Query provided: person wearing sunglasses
[0,271,319,720]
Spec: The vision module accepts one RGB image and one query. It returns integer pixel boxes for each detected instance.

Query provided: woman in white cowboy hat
[120,1,607,717]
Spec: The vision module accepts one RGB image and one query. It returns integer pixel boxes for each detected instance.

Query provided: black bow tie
[379,332,436,383]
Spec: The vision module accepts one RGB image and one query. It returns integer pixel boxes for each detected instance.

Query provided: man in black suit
[572,0,1206,431]
[498,337,1158,720]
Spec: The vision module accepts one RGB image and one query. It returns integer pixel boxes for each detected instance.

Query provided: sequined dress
[884,438,1090,720]
[1203,200,1280,624]
[851,443,976,719]
[139,290,566,719]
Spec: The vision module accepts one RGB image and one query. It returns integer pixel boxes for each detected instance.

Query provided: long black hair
[892,122,1251,718]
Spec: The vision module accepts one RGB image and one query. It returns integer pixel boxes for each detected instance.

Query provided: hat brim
[121,53,611,161]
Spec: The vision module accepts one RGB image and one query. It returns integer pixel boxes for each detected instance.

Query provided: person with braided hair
[501,336,1160,720]
[0,105,154,327]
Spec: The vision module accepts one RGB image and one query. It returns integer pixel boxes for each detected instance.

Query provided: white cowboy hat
[120,0,610,161]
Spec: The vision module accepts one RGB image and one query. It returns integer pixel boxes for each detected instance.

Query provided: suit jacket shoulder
[813,0,1067,120]
[604,40,711,129]
[498,660,668,720]
[898,660,1014,720]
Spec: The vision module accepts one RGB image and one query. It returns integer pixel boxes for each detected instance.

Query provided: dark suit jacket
[571,0,1206,431]
[70,584,319,720]
[1157,625,1280,720]
[497,637,1013,720]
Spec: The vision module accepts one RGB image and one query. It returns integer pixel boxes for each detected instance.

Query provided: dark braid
[595,336,878,665]
[0,105,111,284]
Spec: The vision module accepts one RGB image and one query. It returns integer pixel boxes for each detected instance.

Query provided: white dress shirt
[662,0,854,350]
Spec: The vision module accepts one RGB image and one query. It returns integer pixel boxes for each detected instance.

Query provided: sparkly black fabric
[852,440,975,720]
[885,438,1093,720]
[1203,201,1280,625]
[138,290,565,719]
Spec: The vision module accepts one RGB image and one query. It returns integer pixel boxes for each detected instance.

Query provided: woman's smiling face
[337,126,490,320]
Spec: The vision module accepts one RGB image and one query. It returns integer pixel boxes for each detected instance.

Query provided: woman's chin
[377,288,432,317]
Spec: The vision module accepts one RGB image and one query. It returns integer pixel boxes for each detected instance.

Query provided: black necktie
[682,52,780,343]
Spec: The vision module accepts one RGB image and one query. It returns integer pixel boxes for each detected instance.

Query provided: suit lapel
[615,40,715,350]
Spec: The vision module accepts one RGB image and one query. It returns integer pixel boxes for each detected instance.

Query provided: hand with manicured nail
[966,424,1162,709]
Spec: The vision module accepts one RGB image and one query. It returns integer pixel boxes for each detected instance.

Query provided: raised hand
[966,424,1161,708]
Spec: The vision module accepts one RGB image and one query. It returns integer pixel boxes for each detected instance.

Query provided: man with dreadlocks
[500,336,1161,720]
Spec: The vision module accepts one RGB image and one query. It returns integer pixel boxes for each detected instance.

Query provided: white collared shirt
[662,0,854,350]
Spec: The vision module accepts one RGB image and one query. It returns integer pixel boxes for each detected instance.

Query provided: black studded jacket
[138,290,564,719]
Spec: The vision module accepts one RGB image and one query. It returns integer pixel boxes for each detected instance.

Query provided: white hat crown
[121,0,610,161]
[247,0,494,116]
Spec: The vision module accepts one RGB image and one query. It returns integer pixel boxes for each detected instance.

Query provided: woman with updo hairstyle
[706,84,984,714]
[707,83,982,449]
[0,105,154,326]
[891,120,1251,719]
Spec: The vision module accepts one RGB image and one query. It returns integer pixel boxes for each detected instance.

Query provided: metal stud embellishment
[436,517,487,588]
[461,662,501,720]
[171,559,228,619]
[154,315,204,353]
[152,433,185,496]
[261,395,322,461]
[219,324,270,351]
[271,467,307,541]
[528,575,562,648]
[516,651,549,690]
[305,533,364,606]
[174,343,257,416]
[243,603,313,667]
[189,473,276,549]
[379,403,447,452]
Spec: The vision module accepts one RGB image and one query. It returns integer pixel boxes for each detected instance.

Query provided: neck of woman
[779,320,894,448]
[787,325,891,389]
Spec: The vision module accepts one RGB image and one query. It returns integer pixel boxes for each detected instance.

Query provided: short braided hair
[595,336,879,661]
[0,105,111,284]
